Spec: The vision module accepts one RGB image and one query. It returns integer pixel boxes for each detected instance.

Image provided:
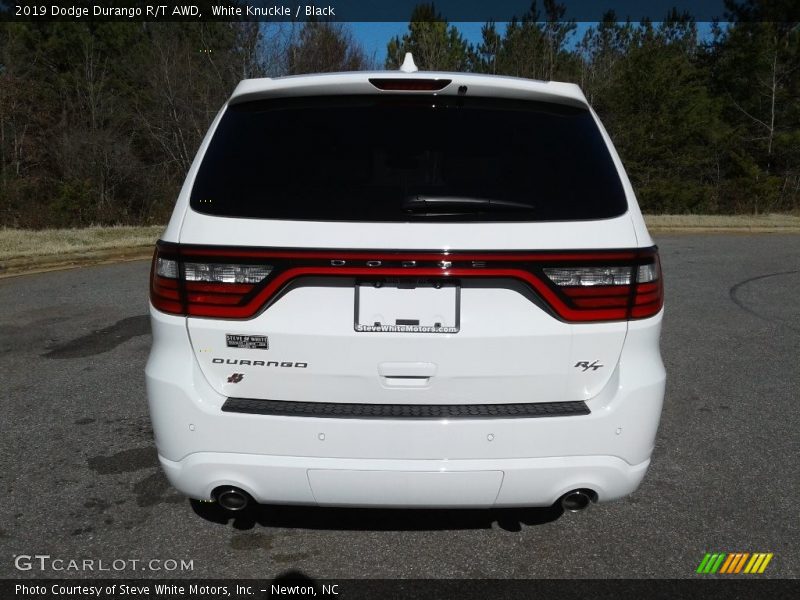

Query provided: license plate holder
[355,280,460,333]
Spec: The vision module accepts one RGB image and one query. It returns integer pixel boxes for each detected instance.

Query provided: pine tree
[708,1,800,212]
[385,3,470,71]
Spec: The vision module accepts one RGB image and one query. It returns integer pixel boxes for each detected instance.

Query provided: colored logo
[696,552,773,574]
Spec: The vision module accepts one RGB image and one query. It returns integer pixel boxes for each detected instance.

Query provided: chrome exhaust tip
[560,490,593,512]
[213,487,251,512]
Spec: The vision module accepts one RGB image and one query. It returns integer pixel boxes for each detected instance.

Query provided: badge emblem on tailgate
[225,334,269,349]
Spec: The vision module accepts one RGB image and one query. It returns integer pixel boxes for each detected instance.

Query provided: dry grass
[644,213,800,231]
[0,225,163,261]
[1,215,799,266]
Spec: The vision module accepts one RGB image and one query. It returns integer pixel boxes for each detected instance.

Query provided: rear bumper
[146,308,665,508]
[160,452,650,508]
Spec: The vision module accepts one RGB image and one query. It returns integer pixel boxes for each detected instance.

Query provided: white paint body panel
[187,285,627,404]
[178,212,638,250]
[148,70,665,508]
[306,470,504,508]
[147,308,664,507]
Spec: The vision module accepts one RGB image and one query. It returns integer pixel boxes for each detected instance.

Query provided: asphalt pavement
[0,234,798,579]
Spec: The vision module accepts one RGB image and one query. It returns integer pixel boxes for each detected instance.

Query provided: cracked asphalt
[0,234,797,579]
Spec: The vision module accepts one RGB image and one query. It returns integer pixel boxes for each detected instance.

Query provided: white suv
[146,57,665,513]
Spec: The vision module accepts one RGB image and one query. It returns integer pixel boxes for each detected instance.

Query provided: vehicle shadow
[190,499,565,532]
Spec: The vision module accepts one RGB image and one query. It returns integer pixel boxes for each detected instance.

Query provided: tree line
[0,0,797,228]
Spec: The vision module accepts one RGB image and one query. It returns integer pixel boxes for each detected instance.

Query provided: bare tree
[288,22,368,74]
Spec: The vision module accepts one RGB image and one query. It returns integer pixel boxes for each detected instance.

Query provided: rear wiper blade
[402,196,534,212]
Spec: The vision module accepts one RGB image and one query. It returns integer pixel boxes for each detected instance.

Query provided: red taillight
[540,251,663,322]
[150,242,663,322]
[368,78,452,91]
[150,242,273,317]
[149,250,183,315]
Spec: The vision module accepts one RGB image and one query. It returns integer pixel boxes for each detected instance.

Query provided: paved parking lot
[1,234,798,579]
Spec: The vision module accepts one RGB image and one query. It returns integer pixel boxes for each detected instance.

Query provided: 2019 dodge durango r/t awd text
[146,56,665,513]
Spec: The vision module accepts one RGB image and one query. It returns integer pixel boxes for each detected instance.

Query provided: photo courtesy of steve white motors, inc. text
[16,584,229,598]
[15,583,340,597]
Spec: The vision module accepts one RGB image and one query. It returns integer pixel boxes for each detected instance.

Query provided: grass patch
[644,213,800,230]
[0,225,163,261]
[1,214,799,266]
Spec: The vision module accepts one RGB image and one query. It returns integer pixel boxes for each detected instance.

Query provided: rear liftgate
[151,243,663,408]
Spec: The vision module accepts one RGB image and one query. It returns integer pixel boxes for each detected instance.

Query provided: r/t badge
[574,361,603,372]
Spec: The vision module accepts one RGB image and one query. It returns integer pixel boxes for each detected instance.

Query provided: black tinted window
[190,95,627,221]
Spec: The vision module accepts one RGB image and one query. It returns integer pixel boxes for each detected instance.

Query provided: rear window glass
[190,95,627,222]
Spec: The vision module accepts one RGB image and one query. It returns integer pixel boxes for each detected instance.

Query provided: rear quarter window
[190,95,627,222]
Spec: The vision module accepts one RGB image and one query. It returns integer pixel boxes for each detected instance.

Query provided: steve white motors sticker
[225,334,269,349]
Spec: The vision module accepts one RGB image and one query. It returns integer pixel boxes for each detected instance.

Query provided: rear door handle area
[378,362,437,387]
